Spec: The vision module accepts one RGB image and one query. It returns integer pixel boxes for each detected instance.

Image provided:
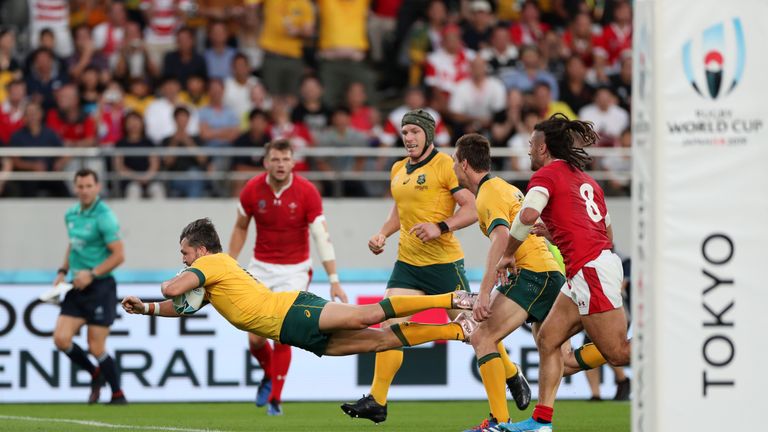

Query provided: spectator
[230,108,271,195]
[507,108,541,171]
[93,1,129,68]
[345,81,379,139]
[162,27,207,88]
[113,111,164,199]
[46,83,97,148]
[0,80,27,145]
[144,77,199,144]
[480,25,519,77]
[509,0,550,47]
[595,0,632,72]
[561,12,600,68]
[499,44,559,99]
[244,82,274,128]
[142,0,182,68]
[114,21,159,86]
[601,127,631,196]
[123,78,154,116]
[401,0,447,87]
[67,25,109,81]
[610,53,632,112]
[78,66,103,115]
[257,0,314,99]
[578,85,629,145]
[25,48,67,112]
[531,80,577,120]
[199,79,241,187]
[223,53,259,124]
[424,24,475,114]
[0,29,22,102]
[368,0,403,64]
[162,107,208,198]
[380,86,450,148]
[317,0,374,108]
[448,56,507,136]
[94,82,125,147]
[314,107,369,197]
[269,98,313,172]
[28,0,73,57]
[237,1,264,70]
[9,102,68,197]
[559,55,595,114]
[204,21,236,80]
[291,75,332,135]
[490,87,523,149]
[179,74,209,109]
[461,0,495,51]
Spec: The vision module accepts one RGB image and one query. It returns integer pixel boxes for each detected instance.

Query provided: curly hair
[180,218,223,253]
[534,113,599,171]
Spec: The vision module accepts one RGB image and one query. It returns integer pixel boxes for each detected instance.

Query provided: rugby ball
[172,287,206,315]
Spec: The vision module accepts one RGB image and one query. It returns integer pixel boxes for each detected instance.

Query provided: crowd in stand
[0,0,633,199]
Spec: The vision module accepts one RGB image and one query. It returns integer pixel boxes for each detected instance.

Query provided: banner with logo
[0,284,621,402]
[633,1,768,430]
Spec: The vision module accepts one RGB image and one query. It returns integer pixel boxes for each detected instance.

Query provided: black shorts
[60,276,117,326]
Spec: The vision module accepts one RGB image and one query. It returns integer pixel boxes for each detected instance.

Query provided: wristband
[153,302,161,316]
[329,274,340,284]
[57,268,68,275]
[437,221,450,234]
[144,303,150,314]
[144,302,161,315]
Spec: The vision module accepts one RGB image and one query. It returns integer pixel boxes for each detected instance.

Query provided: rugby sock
[369,349,403,405]
[497,342,518,379]
[269,343,292,404]
[379,293,452,319]
[96,353,121,393]
[63,343,96,374]
[390,322,463,347]
[532,404,554,424]
[249,341,274,380]
[477,353,510,423]
[574,343,607,370]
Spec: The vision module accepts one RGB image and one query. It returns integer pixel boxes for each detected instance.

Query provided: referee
[52,169,127,404]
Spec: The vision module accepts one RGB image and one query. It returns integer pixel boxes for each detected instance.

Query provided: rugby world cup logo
[682,18,745,99]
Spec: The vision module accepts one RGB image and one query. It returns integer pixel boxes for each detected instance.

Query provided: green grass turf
[0,401,629,432]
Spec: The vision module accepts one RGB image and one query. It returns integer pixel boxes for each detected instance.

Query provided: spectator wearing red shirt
[345,81,379,139]
[46,83,96,148]
[0,79,27,144]
[595,0,632,72]
[509,1,550,47]
[561,13,600,68]
[368,0,403,63]
[268,98,313,172]
[424,24,476,114]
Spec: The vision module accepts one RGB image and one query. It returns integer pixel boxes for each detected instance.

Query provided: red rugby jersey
[239,173,323,264]
[527,160,612,278]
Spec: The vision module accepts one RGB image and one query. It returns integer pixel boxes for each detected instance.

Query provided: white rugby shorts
[248,258,312,293]
[562,250,624,315]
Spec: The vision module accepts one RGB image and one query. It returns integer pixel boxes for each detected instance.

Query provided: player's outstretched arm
[475,225,514,322]
[121,296,181,317]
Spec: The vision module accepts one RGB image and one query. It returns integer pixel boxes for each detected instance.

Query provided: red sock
[249,340,274,380]
[533,404,554,424]
[269,343,292,404]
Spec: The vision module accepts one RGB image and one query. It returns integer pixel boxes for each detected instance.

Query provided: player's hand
[495,256,517,285]
[409,222,441,242]
[330,282,348,303]
[53,272,66,287]
[473,291,492,322]
[121,296,145,314]
[531,222,553,242]
[72,270,93,290]
[368,233,387,255]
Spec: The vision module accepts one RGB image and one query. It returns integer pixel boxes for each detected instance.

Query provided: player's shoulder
[93,199,118,219]
[292,174,321,194]
[391,157,408,174]
[432,150,453,166]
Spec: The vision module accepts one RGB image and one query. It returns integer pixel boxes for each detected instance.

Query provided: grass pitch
[0,400,629,432]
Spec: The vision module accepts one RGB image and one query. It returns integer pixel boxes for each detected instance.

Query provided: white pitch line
[0,415,227,432]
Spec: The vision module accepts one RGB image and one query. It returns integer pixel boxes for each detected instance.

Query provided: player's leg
[501,292,583,431]
[468,291,530,426]
[247,333,273,407]
[581,308,630,366]
[86,276,125,404]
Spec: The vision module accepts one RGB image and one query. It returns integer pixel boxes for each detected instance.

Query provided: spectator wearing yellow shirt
[532,81,577,121]
[122,79,155,117]
[317,0,374,107]
[256,0,315,99]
